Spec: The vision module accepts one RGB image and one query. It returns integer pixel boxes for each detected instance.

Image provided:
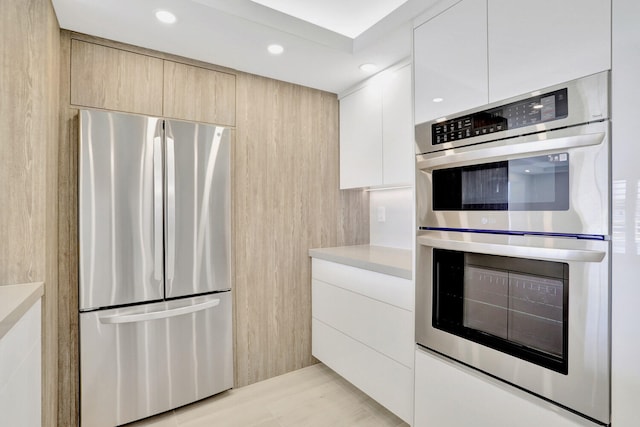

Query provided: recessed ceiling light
[359,63,378,73]
[267,44,284,55]
[155,10,177,24]
[432,97,444,103]
[533,104,544,109]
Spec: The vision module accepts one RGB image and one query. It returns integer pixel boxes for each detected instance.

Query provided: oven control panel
[432,88,568,145]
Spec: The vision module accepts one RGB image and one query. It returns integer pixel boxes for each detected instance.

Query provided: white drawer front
[415,348,599,427]
[313,279,413,368]
[313,319,413,424]
[311,258,413,310]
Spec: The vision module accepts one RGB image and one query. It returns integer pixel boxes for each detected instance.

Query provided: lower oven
[415,230,610,425]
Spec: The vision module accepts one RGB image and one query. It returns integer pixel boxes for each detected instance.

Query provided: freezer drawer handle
[99,298,220,324]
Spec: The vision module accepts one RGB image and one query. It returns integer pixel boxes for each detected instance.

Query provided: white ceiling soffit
[51,0,439,93]
[247,0,409,38]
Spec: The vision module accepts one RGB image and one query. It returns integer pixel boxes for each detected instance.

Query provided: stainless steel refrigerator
[78,109,233,427]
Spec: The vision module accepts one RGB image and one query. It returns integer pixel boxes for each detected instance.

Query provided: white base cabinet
[414,347,600,427]
[311,258,414,424]
[0,300,41,427]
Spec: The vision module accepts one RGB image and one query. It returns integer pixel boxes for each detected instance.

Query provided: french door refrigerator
[78,109,233,427]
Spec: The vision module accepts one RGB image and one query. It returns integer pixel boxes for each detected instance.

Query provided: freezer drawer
[80,293,233,427]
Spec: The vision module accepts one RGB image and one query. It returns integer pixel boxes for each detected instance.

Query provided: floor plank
[126,363,409,427]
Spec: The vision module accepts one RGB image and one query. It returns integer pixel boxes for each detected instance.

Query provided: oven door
[415,230,610,424]
[416,121,610,237]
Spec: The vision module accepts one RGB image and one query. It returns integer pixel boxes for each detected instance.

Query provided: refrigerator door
[80,292,233,427]
[164,120,231,298]
[79,110,164,311]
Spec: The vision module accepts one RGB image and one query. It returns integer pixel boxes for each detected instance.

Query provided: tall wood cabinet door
[163,61,236,126]
[382,64,414,186]
[413,0,488,125]
[339,84,383,189]
[488,0,611,102]
[70,40,163,116]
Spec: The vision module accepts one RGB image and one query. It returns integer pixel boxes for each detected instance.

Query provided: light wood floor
[126,363,409,427]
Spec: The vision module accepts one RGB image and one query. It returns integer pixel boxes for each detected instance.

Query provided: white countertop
[308,245,413,279]
[0,282,44,340]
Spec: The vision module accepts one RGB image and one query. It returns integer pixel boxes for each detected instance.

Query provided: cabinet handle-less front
[417,235,606,263]
[99,298,220,324]
[166,135,176,283]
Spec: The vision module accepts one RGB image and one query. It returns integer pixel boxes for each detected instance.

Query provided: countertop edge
[0,282,44,341]
[309,245,413,280]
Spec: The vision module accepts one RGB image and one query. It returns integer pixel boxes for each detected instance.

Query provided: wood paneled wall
[57,31,79,426]
[234,73,369,387]
[0,0,60,426]
[57,32,369,426]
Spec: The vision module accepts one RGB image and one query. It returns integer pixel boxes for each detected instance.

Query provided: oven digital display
[432,88,568,145]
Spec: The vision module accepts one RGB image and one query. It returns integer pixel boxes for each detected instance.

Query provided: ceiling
[249,0,410,38]
[51,0,440,94]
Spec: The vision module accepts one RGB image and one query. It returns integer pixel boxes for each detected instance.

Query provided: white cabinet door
[611,1,640,426]
[413,0,488,124]
[488,0,611,102]
[382,64,414,185]
[414,348,599,427]
[0,301,41,427]
[339,84,383,189]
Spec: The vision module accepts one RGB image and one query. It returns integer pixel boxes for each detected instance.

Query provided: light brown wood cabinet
[163,61,236,126]
[70,39,164,116]
[70,40,236,125]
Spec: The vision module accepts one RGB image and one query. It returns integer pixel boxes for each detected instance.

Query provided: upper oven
[415,71,610,238]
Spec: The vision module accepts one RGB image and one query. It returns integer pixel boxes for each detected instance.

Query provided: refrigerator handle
[153,136,163,281]
[166,135,176,283]
[98,298,220,324]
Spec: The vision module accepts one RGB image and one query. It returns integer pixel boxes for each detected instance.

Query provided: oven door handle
[417,130,606,170]
[417,235,606,263]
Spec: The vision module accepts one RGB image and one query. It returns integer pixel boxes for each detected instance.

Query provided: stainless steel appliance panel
[415,230,610,424]
[415,71,609,155]
[79,110,164,311]
[164,120,231,299]
[416,121,610,236]
[80,292,233,427]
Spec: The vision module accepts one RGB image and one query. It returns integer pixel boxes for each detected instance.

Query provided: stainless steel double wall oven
[415,72,611,425]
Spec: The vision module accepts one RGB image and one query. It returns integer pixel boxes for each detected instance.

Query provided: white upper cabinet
[340,63,414,189]
[413,0,611,121]
[382,64,414,186]
[413,0,488,125]
[488,0,611,102]
[340,83,383,189]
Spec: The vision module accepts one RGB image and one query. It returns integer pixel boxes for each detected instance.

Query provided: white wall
[611,1,640,425]
[369,187,413,249]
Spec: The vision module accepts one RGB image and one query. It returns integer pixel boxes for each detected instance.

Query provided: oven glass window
[433,153,569,211]
[433,249,569,373]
